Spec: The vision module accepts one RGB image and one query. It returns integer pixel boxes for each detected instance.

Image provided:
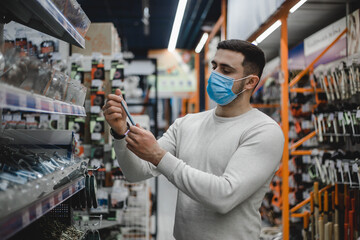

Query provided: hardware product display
[0,145,75,190]
[1,50,51,93]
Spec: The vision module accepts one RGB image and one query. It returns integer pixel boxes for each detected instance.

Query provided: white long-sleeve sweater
[114,108,284,240]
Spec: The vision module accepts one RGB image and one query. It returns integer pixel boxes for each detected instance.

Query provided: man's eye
[222,69,230,74]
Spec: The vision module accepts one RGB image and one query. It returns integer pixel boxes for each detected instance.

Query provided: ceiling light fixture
[252,20,281,45]
[168,0,188,52]
[195,33,209,53]
[289,0,307,13]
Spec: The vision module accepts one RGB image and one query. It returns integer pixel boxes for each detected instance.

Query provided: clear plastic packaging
[1,51,51,94]
[19,57,52,94]
[77,85,87,106]
[50,0,90,37]
[64,79,87,106]
[1,49,27,87]
[44,70,69,100]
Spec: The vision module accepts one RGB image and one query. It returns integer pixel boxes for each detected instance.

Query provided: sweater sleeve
[114,118,180,182]
[156,123,284,214]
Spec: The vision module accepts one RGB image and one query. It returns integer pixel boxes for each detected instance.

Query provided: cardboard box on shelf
[72,22,121,56]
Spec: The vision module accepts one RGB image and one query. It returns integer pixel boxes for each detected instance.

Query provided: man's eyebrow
[211,60,236,70]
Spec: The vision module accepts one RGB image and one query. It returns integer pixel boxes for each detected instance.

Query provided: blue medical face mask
[207,71,251,106]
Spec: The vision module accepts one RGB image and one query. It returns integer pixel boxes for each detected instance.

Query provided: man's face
[211,49,246,94]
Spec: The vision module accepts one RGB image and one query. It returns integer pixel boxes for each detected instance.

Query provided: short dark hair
[217,39,265,79]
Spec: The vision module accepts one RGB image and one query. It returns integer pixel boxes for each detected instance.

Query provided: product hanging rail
[289,29,347,88]
[0,83,86,116]
[0,0,90,48]
[0,160,87,240]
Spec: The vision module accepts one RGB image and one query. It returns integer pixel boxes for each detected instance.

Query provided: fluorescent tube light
[168,0,188,52]
[254,20,281,44]
[290,0,307,13]
[195,33,209,53]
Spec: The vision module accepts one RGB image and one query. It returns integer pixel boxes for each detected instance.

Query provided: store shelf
[0,83,86,116]
[0,0,90,48]
[0,160,87,240]
[1,129,74,145]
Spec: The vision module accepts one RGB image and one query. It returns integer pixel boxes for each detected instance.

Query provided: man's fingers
[125,135,138,146]
[106,113,123,120]
[107,93,123,103]
[103,100,122,110]
[129,125,144,134]
[115,88,122,97]
[127,131,140,143]
[104,106,123,115]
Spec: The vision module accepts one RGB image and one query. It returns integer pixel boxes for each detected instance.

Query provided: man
[102,39,284,240]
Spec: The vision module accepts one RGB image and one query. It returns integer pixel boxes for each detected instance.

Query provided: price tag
[338,112,344,121]
[36,204,42,217]
[91,79,103,87]
[112,80,124,87]
[344,162,350,172]
[4,114,12,121]
[91,106,101,113]
[318,114,324,121]
[40,114,48,122]
[357,110,360,119]
[329,113,334,121]
[13,113,22,122]
[303,156,311,164]
[22,211,30,226]
[91,133,102,140]
[352,163,358,172]
[26,115,35,123]
[302,173,311,182]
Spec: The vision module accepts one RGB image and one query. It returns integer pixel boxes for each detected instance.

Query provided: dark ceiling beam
[185,0,214,49]
[178,0,203,48]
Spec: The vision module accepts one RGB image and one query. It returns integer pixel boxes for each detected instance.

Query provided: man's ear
[245,75,260,90]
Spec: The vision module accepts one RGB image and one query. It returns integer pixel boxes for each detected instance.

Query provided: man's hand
[126,124,166,166]
[102,89,128,135]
